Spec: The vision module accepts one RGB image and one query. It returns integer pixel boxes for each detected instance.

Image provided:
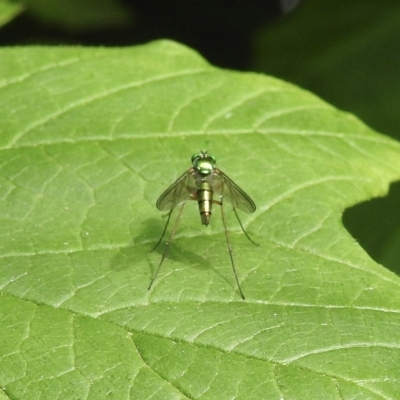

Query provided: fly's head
[191,151,216,177]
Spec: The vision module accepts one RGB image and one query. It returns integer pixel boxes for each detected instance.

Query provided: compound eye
[191,153,201,164]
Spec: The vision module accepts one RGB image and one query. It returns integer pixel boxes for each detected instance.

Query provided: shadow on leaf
[343,180,400,276]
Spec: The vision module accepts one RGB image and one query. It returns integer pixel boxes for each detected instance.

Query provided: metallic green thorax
[191,152,217,226]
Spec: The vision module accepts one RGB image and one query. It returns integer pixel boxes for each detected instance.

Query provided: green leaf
[24,0,132,32]
[0,0,24,27]
[251,0,400,281]
[1,41,400,399]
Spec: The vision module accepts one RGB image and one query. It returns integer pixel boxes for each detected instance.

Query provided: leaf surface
[1,41,400,399]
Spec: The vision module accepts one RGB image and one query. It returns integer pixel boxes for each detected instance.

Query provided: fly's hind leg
[232,208,259,246]
[217,200,246,300]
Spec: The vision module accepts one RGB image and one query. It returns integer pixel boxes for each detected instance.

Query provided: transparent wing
[156,169,197,211]
[213,168,256,213]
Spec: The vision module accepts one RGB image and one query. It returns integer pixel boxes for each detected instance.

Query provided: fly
[149,151,258,299]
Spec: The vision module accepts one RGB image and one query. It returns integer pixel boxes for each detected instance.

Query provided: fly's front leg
[149,202,186,290]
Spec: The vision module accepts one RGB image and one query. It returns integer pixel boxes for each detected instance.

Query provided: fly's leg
[232,207,259,246]
[148,202,186,290]
[219,201,246,300]
[152,193,195,253]
[151,209,174,252]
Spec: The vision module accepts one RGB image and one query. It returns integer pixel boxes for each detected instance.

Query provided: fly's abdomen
[197,181,213,225]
